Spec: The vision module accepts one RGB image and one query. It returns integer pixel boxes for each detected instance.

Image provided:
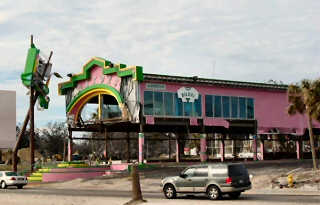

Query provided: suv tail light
[226,177,232,184]
[10,177,16,180]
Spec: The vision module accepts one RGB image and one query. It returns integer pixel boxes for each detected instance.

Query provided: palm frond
[286,105,298,116]
[301,79,312,90]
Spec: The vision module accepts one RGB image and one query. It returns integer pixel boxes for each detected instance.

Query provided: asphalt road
[1,187,319,204]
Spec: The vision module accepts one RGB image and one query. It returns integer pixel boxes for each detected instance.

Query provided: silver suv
[161,163,252,200]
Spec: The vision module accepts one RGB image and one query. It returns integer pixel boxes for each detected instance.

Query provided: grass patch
[0,164,31,172]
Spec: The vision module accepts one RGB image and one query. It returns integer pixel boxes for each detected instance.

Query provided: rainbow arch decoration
[58,57,144,126]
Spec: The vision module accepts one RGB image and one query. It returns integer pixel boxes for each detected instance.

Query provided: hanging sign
[146,83,166,90]
[177,87,199,102]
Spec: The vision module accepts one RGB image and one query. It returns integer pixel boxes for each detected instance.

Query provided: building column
[232,138,237,161]
[105,130,108,163]
[253,135,257,161]
[296,137,302,160]
[220,139,225,162]
[126,132,131,163]
[260,140,265,161]
[200,134,207,163]
[176,136,180,163]
[138,133,144,164]
[67,130,73,162]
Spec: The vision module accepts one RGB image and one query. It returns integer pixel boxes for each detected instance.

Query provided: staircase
[27,168,50,182]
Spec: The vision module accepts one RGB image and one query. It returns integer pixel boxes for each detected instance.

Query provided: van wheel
[228,191,241,199]
[164,184,177,199]
[207,185,221,200]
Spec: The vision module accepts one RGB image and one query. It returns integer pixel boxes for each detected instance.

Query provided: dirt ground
[1,159,319,205]
[41,159,320,193]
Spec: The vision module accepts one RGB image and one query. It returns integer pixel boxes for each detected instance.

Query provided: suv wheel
[207,185,221,200]
[228,191,241,199]
[164,184,177,199]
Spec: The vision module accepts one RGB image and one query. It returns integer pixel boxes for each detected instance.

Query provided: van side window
[194,166,208,177]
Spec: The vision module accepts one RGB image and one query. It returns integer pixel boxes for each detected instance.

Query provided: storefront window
[164,92,174,116]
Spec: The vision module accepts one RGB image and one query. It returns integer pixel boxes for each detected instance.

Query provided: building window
[231,97,239,118]
[222,96,230,118]
[154,92,164,115]
[164,92,174,116]
[205,95,213,117]
[144,91,153,115]
[144,91,202,117]
[247,98,254,119]
[184,102,192,116]
[239,97,246,119]
[205,95,255,120]
[174,93,183,116]
[214,96,222,117]
[194,94,202,117]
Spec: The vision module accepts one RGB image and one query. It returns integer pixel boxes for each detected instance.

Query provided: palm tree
[286,78,320,170]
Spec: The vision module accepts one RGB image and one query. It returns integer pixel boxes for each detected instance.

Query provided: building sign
[146,83,166,90]
[177,87,199,102]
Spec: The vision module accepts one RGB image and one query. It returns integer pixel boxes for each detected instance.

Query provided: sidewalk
[249,187,320,196]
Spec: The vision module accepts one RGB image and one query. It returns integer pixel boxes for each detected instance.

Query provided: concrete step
[28,176,43,181]
[31,172,43,177]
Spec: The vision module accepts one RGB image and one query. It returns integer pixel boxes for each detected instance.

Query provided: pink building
[58,57,319,163]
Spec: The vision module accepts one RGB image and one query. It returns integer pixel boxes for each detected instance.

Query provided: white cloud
[0,0,319,126]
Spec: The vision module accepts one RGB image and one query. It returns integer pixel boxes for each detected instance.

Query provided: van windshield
[228,164,248,176]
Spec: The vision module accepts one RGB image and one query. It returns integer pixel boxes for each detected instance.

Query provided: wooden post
[105,129,108,163]
[131,165,143,201]
[220,139,225,162]
[30,86,35,171]
[176,134,180,163]
[260,139,265,161]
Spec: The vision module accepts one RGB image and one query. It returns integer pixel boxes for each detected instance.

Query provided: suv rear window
[228,164,248,176]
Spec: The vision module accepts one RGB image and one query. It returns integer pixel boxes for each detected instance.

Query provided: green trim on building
[66,84,124,112]
[59,57,144,95]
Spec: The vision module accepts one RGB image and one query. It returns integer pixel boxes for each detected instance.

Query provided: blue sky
[0,0,319,130]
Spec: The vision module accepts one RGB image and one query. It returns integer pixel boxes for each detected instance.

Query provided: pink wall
[110,164,129,171]
[49,167,110,172]
[140,81,320,133]
[76,65,121,92]
[42,172,105,182]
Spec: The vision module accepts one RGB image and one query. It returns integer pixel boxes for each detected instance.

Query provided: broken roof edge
[143,73,288,91]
